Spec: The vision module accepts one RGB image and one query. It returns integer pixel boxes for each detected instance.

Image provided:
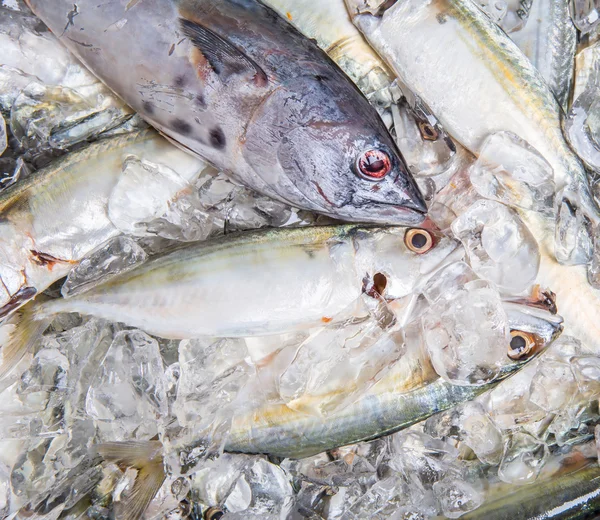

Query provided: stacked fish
[1,0,600,518]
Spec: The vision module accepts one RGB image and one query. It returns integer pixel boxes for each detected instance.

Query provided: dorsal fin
[180,18,268,87]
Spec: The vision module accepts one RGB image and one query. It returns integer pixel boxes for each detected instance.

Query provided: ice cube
[108,155,212,242]
[429,168,482,231]
[422,261,476,304]
[529,360,577,412]
[275,295,404,416]
[485,360,544,429]
[166,338,254,473]
[0,113,5,157]
[555,195,594,265]
[0,461,9,516]
[61,236,147,298]
[85,330,167,441]
[498,432,549,484]
[190,454,294,519]
[432,475,483,518]
[451,199,540,292]
[446,402,504,465]
[572,355,600,400]
[391,98,456,177]
[565,54,600,171]
[469,132,555,214]
[570,0,600,33]
[10,81,130,152]
[475,0,508,24]
[500,0,532,32]
[422,279,511,386]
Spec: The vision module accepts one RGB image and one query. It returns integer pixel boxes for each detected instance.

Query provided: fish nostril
[373,272,387,296]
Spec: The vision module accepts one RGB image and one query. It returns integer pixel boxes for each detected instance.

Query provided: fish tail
[0,299,52,381]
[95,441,166,520]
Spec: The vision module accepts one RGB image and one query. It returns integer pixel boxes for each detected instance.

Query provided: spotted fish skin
[26,0,426,225]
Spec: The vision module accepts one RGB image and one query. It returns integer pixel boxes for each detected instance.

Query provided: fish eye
[356,149,392,180]
[507,330,536,360]
[404,228,434,254]
[204,507,225,520]
[419,121,439,141]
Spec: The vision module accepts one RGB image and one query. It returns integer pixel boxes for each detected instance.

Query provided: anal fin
[180,18,268,87]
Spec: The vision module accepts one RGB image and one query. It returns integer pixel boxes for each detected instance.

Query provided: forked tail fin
[96,441,166,520]
[0,298,51,382]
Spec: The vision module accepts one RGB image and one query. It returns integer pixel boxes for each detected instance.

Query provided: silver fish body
[0,129,205,317]
[32,225,457,338]
[224,301,562,458]
[510,0,576,110]
[345,0,599,262]
[26,0,426,224]
[461,463,600,520]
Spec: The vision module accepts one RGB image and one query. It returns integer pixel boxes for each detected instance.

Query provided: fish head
[350,225,460,299]
[246,75,426,224]
[497,301,564,379]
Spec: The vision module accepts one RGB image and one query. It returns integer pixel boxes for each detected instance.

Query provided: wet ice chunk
[565,55,600,171]
[555,194,593,265]
[391,99,456,177]
[498,432,549,484]
[500,0,532,32]
[529,360,577,413]
[451,200,540,292]
[196,172,294,232]
[0,113,5,157]
[476,0,508,24]
[275,295,403,417]
[85,330,167,441]
[10,82,130,152]
[422,261,477,304]
[190,454,294,518]
[167,338,254,472]
[469,132,555,214]
[457,402,504,464]
[570,0,600,33]
[61,236,147,298]
[422,279,511,386]
[108,155,211,242]
[432,475,483,519]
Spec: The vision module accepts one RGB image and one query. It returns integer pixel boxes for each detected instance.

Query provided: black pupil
[364,157,385,173]
[411,232,428,249]
[510,335,527,351]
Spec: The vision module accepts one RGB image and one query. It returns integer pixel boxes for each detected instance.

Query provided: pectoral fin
[180,18,268,87]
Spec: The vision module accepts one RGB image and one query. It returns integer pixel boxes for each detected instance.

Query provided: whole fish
[25,0,426,224]
[344,0,599,264]
[510,0,576,111]
[0,129,205,319]
[224,301,562,458]
[0,225,457,378]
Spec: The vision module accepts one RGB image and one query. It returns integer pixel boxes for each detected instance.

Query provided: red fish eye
[357,149,392,180]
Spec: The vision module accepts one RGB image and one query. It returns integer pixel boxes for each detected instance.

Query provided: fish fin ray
[96,441,165,520]
[179,18,268,86]
[0,298,50,381]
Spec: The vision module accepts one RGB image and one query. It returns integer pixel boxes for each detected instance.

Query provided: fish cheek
[278,127,354,209]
